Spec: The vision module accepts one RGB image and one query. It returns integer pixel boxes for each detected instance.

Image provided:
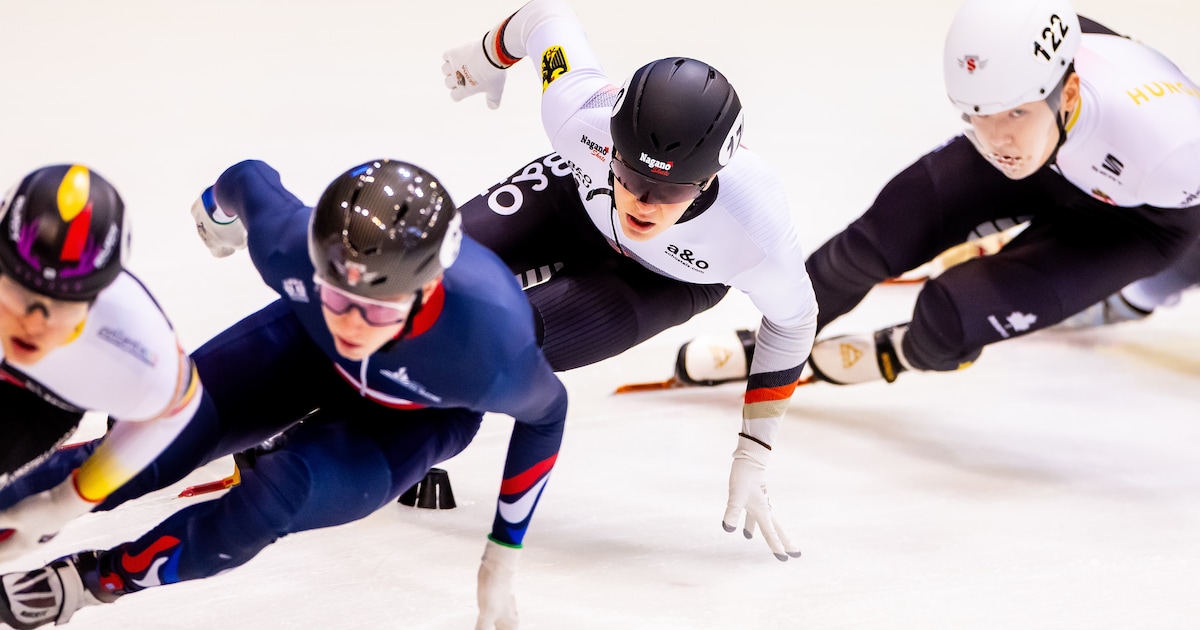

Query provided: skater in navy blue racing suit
[0,159,566,630]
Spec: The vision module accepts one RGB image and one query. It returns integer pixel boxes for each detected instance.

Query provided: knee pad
[905,278,982,371]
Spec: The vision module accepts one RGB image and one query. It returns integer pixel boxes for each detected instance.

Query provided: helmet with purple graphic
[609,57,745,204]
[0,164,128,301]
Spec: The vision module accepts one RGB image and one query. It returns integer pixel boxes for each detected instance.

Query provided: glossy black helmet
[610,57,745,184]
[0,164,128,301]
[308,159,462,301]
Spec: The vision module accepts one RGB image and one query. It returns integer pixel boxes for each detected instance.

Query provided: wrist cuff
[484,17,521,69]
[738,432,772,451]
[487,534,522,550]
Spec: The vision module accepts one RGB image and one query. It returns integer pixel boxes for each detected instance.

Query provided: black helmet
[0,164,128,301]
[609,57,745,184]
[308,159,462,301]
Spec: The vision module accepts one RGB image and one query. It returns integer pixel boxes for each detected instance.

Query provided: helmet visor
[313,275,416,326]
[611,158,705,205]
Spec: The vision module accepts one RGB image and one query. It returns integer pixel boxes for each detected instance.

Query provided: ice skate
[0,552,114,629]
[615,329,756,393]
[1055,293,1152,330]
[674,329,756,386]
[809,324,911,385]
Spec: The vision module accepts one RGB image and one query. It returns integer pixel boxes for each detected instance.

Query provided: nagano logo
[580,134,610,161]
[639,153,673,176]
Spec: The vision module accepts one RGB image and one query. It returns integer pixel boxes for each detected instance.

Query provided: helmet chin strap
[1043,66,1075,167]
[675,178,719,225]
[380,287,425,352]
[604,169,627,256]
[1045,108,1070,167]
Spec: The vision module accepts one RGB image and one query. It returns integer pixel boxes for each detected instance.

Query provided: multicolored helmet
[0,164,128,301]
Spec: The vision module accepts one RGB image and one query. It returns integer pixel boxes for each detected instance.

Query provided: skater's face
[610,156,713,242]
[0,275,90,365]
[964,74,1081,180]
[612,181,694,241]
[318,276,440,361]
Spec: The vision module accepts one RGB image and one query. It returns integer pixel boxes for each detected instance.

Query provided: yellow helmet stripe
[57,164,91,221]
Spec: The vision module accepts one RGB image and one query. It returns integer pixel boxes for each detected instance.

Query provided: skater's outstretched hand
[476,537,520,630]
[0,473,98,563]
[191,186,247,258]
[722,435,801,561]
[442,37,509,110]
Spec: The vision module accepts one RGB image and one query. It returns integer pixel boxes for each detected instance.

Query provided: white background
[2,1,1199,628]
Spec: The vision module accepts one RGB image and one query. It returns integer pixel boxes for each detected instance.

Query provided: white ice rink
[3,1,1200,628]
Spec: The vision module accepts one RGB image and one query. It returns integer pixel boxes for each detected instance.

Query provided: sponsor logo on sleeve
[580,134,610,162]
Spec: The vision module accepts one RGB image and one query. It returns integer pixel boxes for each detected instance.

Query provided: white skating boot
[809,324,912,384]
[0,552,113,629]
[674,329,756,386]
[1055,292,1152,330]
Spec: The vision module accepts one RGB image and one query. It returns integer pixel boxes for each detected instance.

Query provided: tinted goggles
[610,158,705,204]
[0,275,89,323]
[313,276,416,326]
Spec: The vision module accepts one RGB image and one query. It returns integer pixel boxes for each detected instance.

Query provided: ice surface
[1,1,1198,628]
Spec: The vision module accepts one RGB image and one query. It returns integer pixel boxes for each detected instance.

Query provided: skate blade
[178,466,242,498]
[614,377,686,394]
[615,374,820,394]
[880,275,928,285]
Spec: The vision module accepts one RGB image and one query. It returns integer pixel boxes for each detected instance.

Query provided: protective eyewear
[611,157,706,205]
[313,276,416,326]
[0,275,89,322]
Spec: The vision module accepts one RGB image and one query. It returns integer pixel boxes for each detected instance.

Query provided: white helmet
[944,0,1081,116]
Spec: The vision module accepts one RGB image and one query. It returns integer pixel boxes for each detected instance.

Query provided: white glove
[191,186,247,258]
[442,37,510,110]
[0,473,99,563]
[475,538,519,630]
[722,435,801,562]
